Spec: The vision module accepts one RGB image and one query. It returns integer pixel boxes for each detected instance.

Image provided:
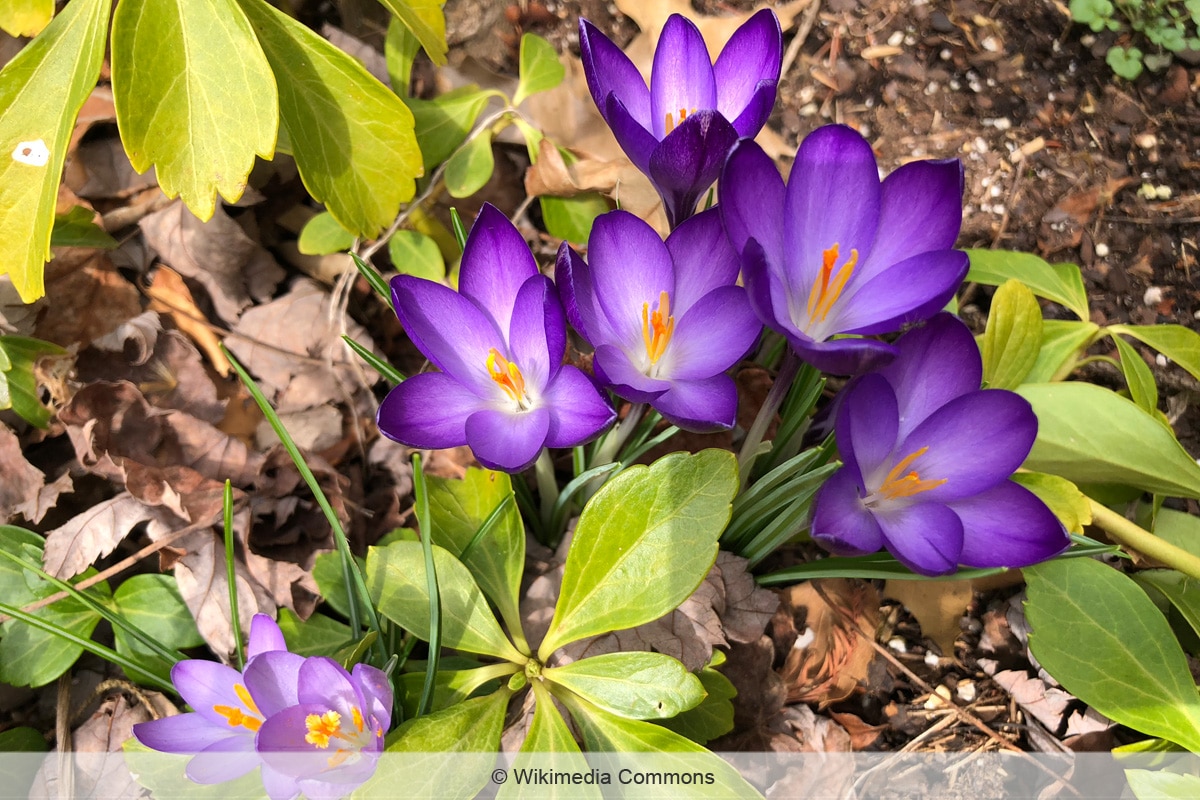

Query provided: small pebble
[1157,354,1169,368]
[957,681,977,703]
[924,651,940,667]
[1095,242,1110,257]
[888,637,907,653]
[1193,309,1200,321]
[793,627,816,650]
[1143,286,1164,307]
[888,30,904,47]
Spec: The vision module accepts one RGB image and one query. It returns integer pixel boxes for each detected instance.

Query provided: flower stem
[737,349,801,492]
[590,402,646,468]
[1087,498,1200,580]
[534,449,559,536]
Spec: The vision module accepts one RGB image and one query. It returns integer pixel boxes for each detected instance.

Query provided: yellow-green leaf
[966,249,1089,321]
[237,0,423,238]
[297,211,355,255]
[1108,323,1200,384]
[112,0,277,221]
[514,32,564,106]
[979,279,1043,390]
[1112,333,1159,414]
[1026,319,1100,382]
[1011,472,1091,534]
[0,0,109,302]
[0,0,53,37]
[377,0,448,66]
[445,129,495,198]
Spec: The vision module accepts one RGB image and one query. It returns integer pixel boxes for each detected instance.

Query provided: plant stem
[737,349,800,491]
[1088,498,1200,580]
[590,402,646,468]
[534,449,559,536]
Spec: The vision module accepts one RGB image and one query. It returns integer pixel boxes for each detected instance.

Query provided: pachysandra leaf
[112,0,277,222]
[1111,334,1159,414]
[236,0,423,238]
[0,0,53,37]
[1109,323,1200,384]
[979,279,1042,390]
[1025,558,1200,752]
[1025,319,1099,383]
[514,33,566,106]
[656,665,737,744]
[0,0,109,302]
[377,0,448,66]
[539,450,737,659]
[497,681,600,800]
[966,249,1089,321]
[544,651,705,719]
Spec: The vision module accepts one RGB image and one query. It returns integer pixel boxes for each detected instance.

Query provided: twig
[781,0,822,79]
[991,159,1027,248]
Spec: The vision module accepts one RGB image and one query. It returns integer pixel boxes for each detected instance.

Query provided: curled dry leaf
[145,265,233,377]
[35,252,141,349]
[43,492,178,580]
[0,423,72,525]
[778,579,881,707]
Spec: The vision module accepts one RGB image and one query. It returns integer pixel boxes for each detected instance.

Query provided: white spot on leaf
[12,139,50,167]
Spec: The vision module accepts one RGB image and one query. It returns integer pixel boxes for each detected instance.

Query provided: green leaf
[297,211,355,255]
[0,0,109,302]
[1134,570,1200,644]
[540,194,607,245]
[407,86,495,173]
[965,249,1089,321]
[50,205,117,249]
[0,335,65,428]
[124,739,266,799]
[1108,45,1145,79]
[657,663,736,744]
[1025,558,1200,751]
[498,681,600,800]
[0,0,53,37]
[514,33,565,106]
[1153,508,1200,560]
[0,726,47,752]
[1112,333,1159,413]
[276,608,353,656]
[111,574,203,678]
[236,0,423,238]
[388,229,446,281]
[445,129,495,198]
[112,0,277,221]
[1108,324,1200,384]
[1011,472,1092,534]
[545,652,704,720]
[366,540,525,663]
[1126,769,1200,800]
[376,0,448,67]
[539,450,738,659]
[0,571,109,688]
[979,279,1043,390]
[1026,319,1100,382]
[397,663,516,718]
[385,14,420,97]
[312,549,362,620]
[1017,382,1200,498]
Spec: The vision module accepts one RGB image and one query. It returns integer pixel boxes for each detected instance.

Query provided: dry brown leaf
[710,635,789,752]
[67,136,158,199]
[0,275,41,335]
[883,577,973,654]
[139,201,285,324]
[0,424,71,525]
[828,710,887,750]
[779,579,880,706]
[36,252,141,348]
[715,550,780,643]
[43,492,178,579]
[991,668,1073,733]
[92,310,161,364]
[146,265,233,377]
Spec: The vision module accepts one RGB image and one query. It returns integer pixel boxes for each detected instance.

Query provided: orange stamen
[663,107,696,135]
[486,348,528,406]
[805,244,858,324]
[305,710,343,749]
[326,749,351,769]
[352,707,364,733]
[640,290,675,364]
[874,446,947,501]
[212,684,262,731]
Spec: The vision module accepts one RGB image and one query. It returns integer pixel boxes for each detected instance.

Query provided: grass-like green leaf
[377,0,448,67]
[0,0,53,37]
[980,279,1043,390]
[539,450,737,659]
[237,0,423,238]
[544,652,704,720]
[1017,382,1200,498]
[0,0,109,301]
[1025,558,1200,751]
[1108,323,1200,384]
[1112,333,1159,414]
[112,0,277,221]
[966,249,1089,321]
[514,32,565,106]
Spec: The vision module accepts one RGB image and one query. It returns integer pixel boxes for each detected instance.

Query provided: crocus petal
[246,614,286,660]
[507,275,563,391]
[738,238,787,333]
[727,82,780,140]
[593,343,671,401]
[900,390,1038,502]
[186,736,261,784]
[256,705,335,783]
[465,407,551,472]
[784,125,881,293]
[243,650,306,717]
[588,210,674,351]
[950,481,1069,568]
[859,158,964,273]
[457,204,540,340]
[650,15,717,139]
[297,657,360,711]
[649,111,739,228]
[605,95,659,175]
[713,9,782,132]
[133,713,235,753]
[391,275,502,393]
[376,371,482,450]
[719,140,785,266]
[542,366,617,448]
[810,467,883,556]
[170,660,251,728]
[658,285,758,379]
[875,502,965,576]
[836,374,899,480]
[652,373,739,431]
[665,208,740,314]
[555,243,594,338]
[787,334,898,376]
[352,663,394,728]
[877,314,982,440]
[261,765,303,800]
[835,249,968,335]
[579,19,650,130]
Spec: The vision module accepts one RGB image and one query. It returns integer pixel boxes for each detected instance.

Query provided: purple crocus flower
[377,203,615,472]
[720,126,969,375]
[810,314,1069,576]
[556,208,760,431]
[579,10,782,228]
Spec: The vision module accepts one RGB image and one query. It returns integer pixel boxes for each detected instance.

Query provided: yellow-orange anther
[212,684,263,731]
[875,446,947,501]
[805,244,858,323]
[641,290,676,365]
[352,707,365,733]
[486,348,528,405]
[305,710,343,749]
[664,107,696,135]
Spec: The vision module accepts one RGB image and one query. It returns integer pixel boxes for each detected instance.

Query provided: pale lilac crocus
[811,314,1069,576]
[720,126,969,375]
[579,10,782,228]
[377,203,615,472]
[557,208,760,431]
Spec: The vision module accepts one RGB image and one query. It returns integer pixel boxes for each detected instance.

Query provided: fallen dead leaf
[0,423,72,525]
[36,252,141,349]
[145,266,233,377]
[43,492,178,580]
[883,577,974,655]
[779,579,881,706]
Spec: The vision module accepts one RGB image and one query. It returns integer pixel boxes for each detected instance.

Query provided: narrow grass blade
[351,252,393,310]
[223,479,244,670]
[412,453,441,717]
[343,334,404,385]
[449,207,468,251]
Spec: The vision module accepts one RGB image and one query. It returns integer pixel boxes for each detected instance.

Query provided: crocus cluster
[810,315,1070,575]
[134,615,392,800]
